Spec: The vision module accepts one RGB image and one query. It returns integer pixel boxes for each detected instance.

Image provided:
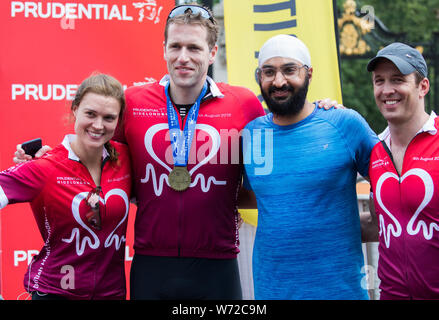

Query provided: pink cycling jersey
[369,114,439,299]
[115,76,265,259]
[0,135,132,299]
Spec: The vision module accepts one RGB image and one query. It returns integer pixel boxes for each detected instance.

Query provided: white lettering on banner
[11,84,129,101]
[10,1,164,23]
[13,250,39,266]
[10,2,132,20]
[11,84,78,101]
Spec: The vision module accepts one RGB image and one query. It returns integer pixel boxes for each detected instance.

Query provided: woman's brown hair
[71,73,125,163]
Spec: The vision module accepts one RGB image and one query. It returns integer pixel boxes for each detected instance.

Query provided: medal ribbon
[165,81,208,167]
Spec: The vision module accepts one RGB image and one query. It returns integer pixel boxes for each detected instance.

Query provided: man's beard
[261,75,309,117]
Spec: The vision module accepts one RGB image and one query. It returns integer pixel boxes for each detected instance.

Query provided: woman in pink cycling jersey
[0,73,132,300]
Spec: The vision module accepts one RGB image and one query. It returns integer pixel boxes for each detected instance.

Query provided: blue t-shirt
[243,105,379,300]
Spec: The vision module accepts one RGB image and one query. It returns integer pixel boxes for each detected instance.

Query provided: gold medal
[168,166,191,191]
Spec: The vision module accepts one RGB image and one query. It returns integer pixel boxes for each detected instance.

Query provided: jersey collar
[379,111,438,148]
[159,75,224,100]
[61,134,110,162]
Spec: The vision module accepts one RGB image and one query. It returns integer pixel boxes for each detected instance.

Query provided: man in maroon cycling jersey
[366,43,439,299]
[12,5,264,300]
[115,5,264,299]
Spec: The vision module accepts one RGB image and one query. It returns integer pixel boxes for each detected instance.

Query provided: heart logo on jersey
[62,188,129,256]
[376,168,437,248]
[404,169,438,239]
[141,123,227,196]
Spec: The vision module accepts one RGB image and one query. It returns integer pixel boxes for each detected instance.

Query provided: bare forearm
[361,196,379,242]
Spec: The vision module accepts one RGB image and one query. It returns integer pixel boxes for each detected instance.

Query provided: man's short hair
[164,6,219,50]
[413,70,425,86]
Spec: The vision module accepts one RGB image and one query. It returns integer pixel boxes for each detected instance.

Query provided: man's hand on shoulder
[316,98,346,110]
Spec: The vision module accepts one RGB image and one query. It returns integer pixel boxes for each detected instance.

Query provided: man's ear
[419,77,430,98]
[307,66,313,83]
[209,44,218,65]
[72,105,79,118]
[163,41,167,61]
[256,69,261,85]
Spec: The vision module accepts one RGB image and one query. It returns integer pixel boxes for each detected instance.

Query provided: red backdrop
[0,0,173,300]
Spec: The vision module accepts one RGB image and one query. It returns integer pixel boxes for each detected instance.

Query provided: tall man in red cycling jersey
[14,5,265,300]
[366,42,439,299]
[114,5,264,299]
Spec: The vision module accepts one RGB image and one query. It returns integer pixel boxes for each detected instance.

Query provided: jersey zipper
[380,131,425,178]
[91,157,110,299]
[174,100,197,257]
[173,93,211,257]
[178,192,183,257]
[379,134,423,298]
[77,153,109,299]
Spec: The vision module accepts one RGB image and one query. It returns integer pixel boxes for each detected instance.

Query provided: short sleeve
[0,159,48,209]
[344,110,379,177]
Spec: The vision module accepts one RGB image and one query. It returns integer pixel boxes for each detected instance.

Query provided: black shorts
[130,254,242,300]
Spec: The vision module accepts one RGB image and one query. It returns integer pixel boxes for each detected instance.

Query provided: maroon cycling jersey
[115,76,265,259]
[369,113,439,299]
[0,135,132,299]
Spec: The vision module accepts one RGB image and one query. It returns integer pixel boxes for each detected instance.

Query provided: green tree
[363,0,439,43]
[336,0,439,134]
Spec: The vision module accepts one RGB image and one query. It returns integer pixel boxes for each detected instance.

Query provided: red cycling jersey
[369,113,439,299]
[0,135,132,299]
[115,76,265,259]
